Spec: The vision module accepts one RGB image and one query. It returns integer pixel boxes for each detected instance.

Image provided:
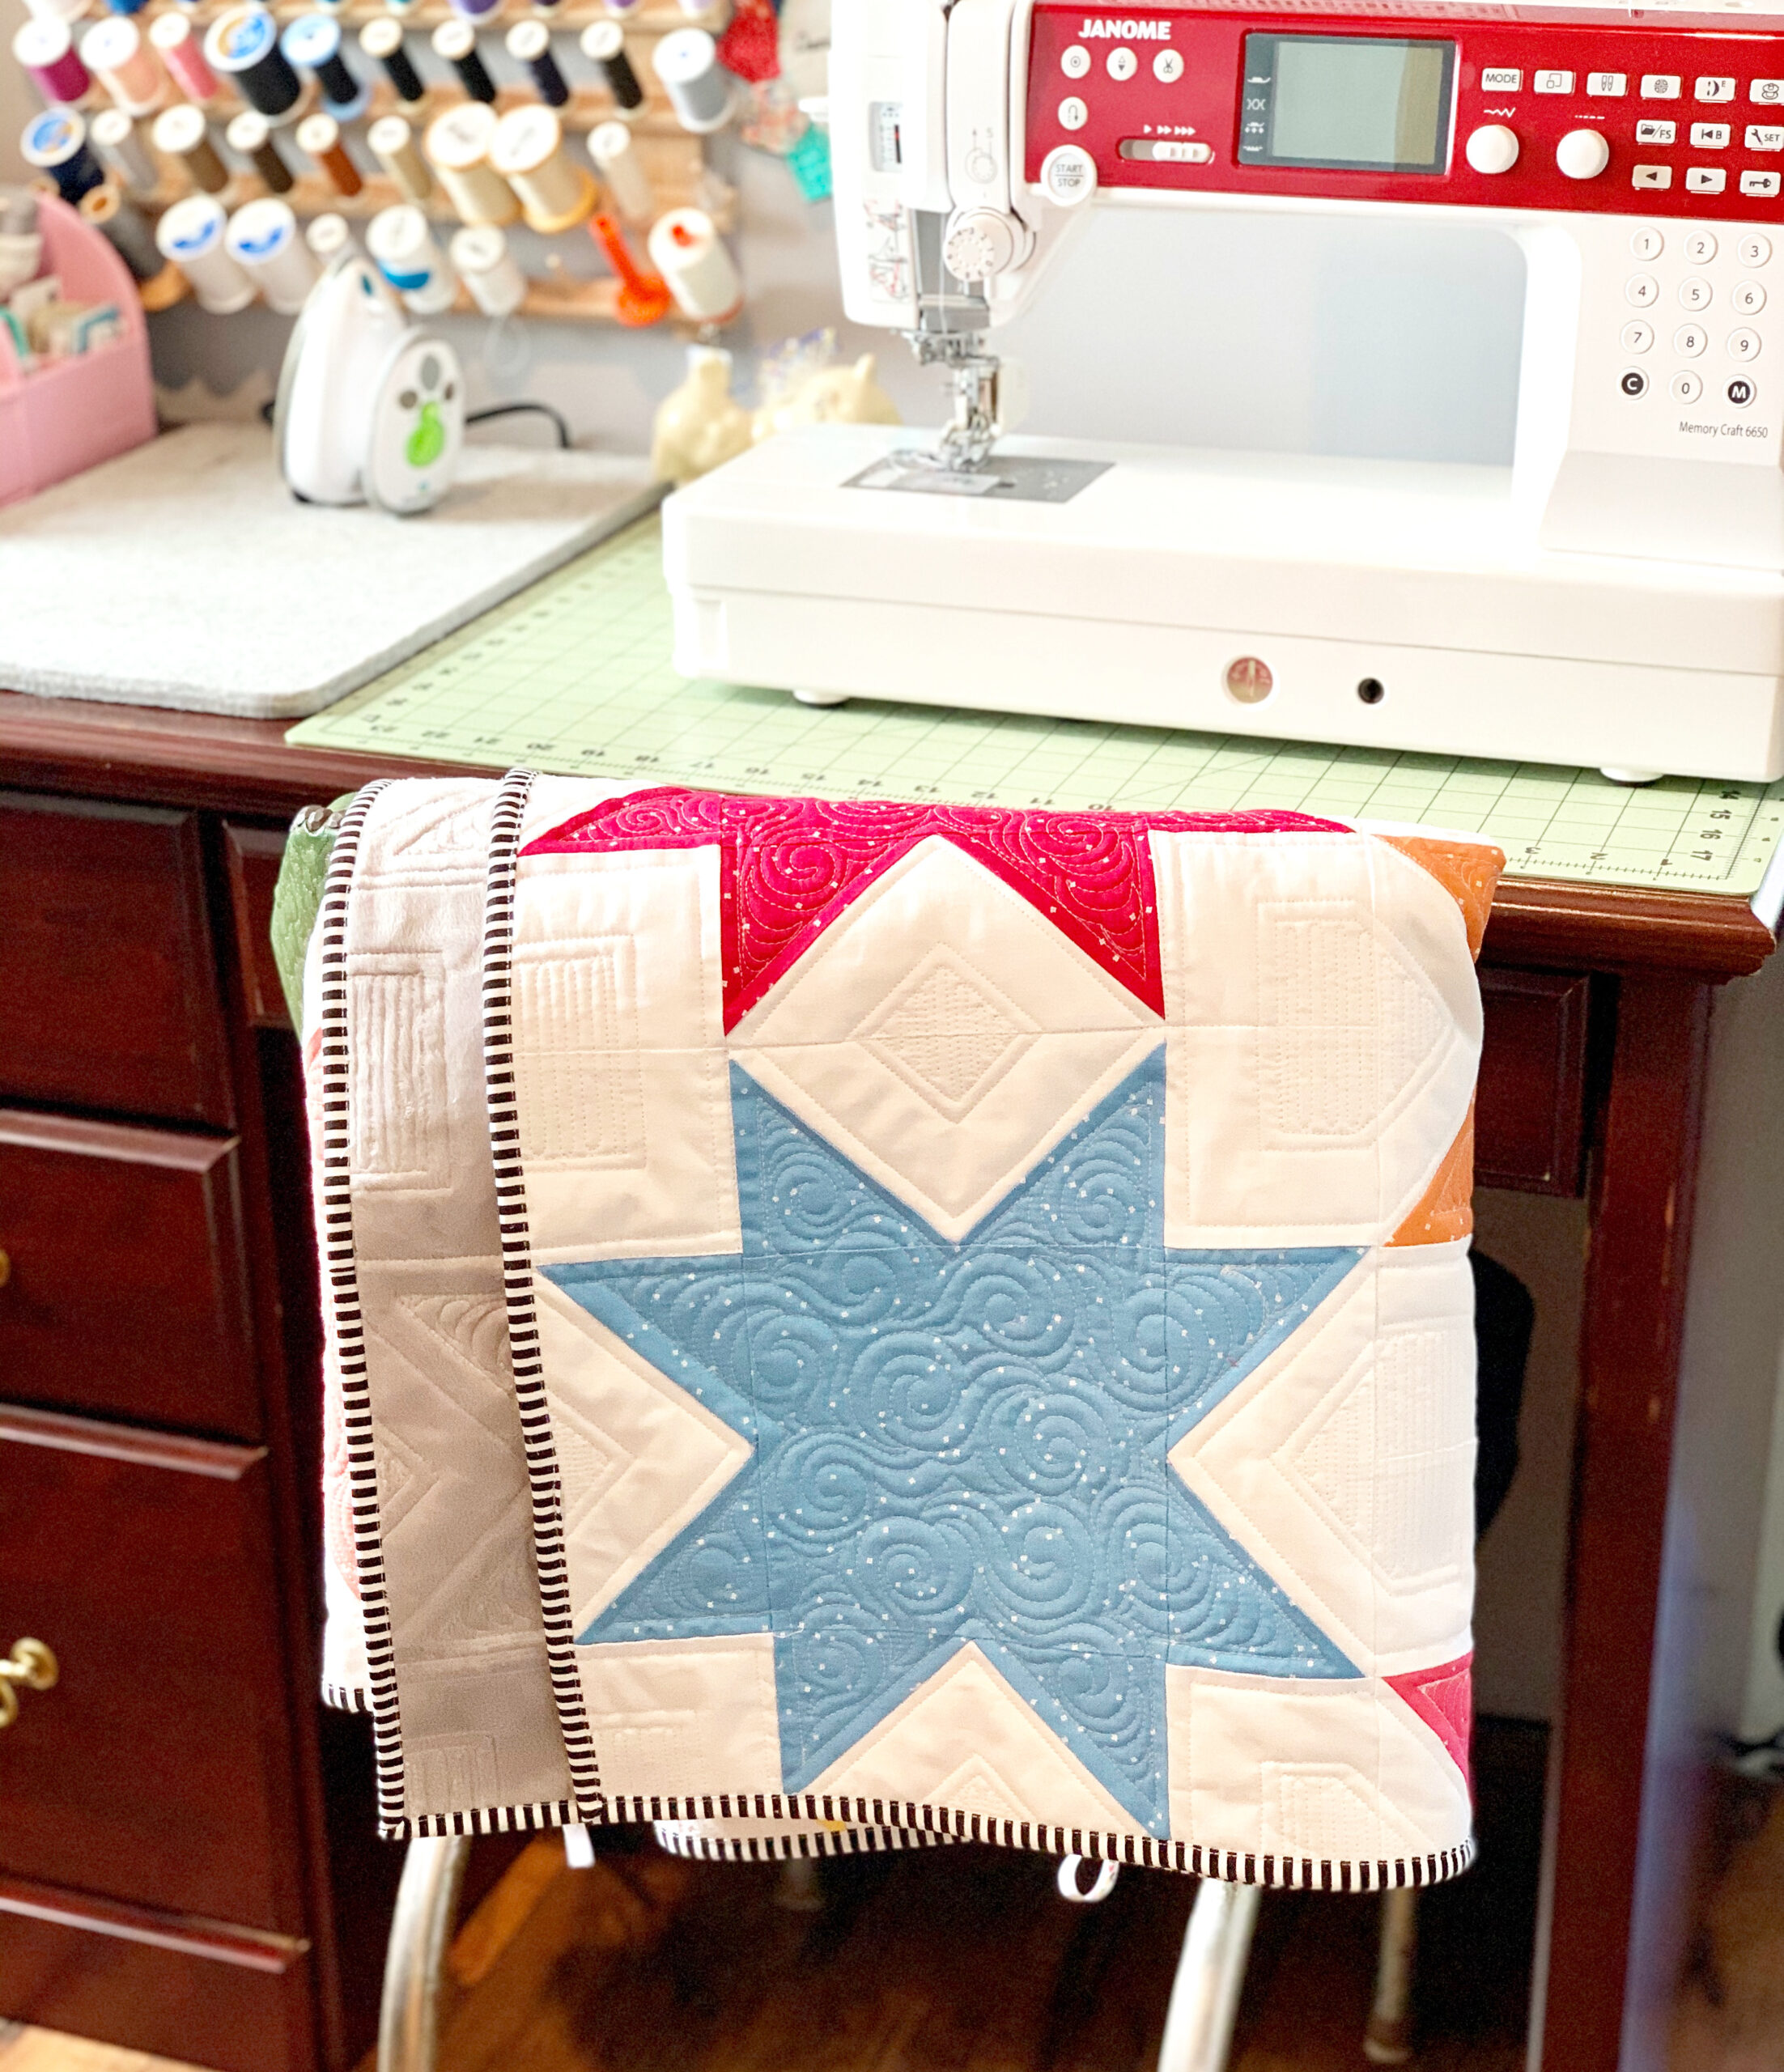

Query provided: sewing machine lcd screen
[1239,35,1455,174]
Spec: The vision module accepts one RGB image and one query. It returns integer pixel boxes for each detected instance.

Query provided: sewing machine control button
[1465,123,1519,174]
[1120,137,1211,162]
[1636,120,1676,144]
[1642,74,1681,99]
[1697,76,1737,101]
[1153,49,1183,82]
[1481,67,1521,91]
[1625,272,1660,304]
[1685,229,1718,261]
[1728,376,1757,405]
[1632,163,1673,189]
[1684,167,1727,193]
[1675,322,1708,355]
[1671,370,1704,401]
[1733,279,1767,312]
[1747,125,1784,150]
[1679,274,1713,308]
[1058,96,1089,130]
[1741,171,1783,197]
[1107,45,1136,79]
[1691,122,1731,147]
[1729,327,1763,360]
[1754,79,1784,104]
[1588,73,1627,97]
[1621,320,1654,351]
[1039,143,1098,204]
[1535,70,1574,94]
[1739,232,1773,265]
[1061,44,1091,78]
[1620,368,1648,396]
[1631,227,1665,258]
[1557,129,1611,178]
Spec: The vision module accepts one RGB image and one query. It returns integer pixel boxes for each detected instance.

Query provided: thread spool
[296,112,363,196]
[149,15,219,103]
[367,114,431,201]
[423,101,516,223]
[600,0,644,17]
[648,205,741,321]
[79,180,161,281]
[154,104,228,193]
[155,191,256,311]
[20,110,104,205]
[429,20,495,103]
[281,15,367,119]
[79,18,164,117]
[13,19,91,108]
[358,19,425,104]
[205,8,302,122]
[489,104,592,233]
[225,196,316,312]
[651,28,731,132]
[450,223,525,316]
[505,21,567,108]
[579,22,642,113]
[586,118,652,223]
[588,210,666,323]
[446,0,503,22]
[227,108,295,192]
[104,0,148,16]
[306,210,354,261]
[90,109,156,193]
[28,0,93,23]
[366,201,455,314]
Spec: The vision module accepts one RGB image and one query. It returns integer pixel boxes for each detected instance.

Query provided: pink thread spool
[79,18,165,118]
[13,19,91,108]
[149,15,220,104]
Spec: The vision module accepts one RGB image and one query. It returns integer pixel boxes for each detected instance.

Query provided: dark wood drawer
[1476,967,1593,1196]
[0,792,232,1127]
[0,1404,301,1934]
[224,822,293,1034]
[0,1110,259,1440]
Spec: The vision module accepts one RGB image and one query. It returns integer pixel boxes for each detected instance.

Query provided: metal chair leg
[1157,1879,1262,2072]
[378,1835,471,2072]
[1364,1886,1419,2064]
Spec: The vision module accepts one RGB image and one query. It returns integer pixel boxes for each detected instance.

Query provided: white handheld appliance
[665,0,1784,781]
[275,248,465,516]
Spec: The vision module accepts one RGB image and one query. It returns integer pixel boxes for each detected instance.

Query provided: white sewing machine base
[665,425,1784,783]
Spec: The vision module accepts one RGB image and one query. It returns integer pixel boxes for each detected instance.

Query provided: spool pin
[423,101,516,224]
[489,104,593,233]
[589,210,668,324]
[587,118,653,223]
[149,14,219,103]
[367,114,431,202]
[205,7,303,122]
[580,21,642,112]
[296,111,363,196]
[156,190,256,311]
[359,19,426,104]
[450,223,525,316]
[366,201,456,313]
[430,20,495,103]
[79,17,165,117]
[13,19,91,108]
[154,104,228,194]
[506,20,569,108]
[227,108,295,192]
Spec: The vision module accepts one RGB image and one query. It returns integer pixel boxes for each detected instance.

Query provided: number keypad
[1611,224,1777,415]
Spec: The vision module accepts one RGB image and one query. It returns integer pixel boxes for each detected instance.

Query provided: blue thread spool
[20,109,105,205]
[281,14,368,120]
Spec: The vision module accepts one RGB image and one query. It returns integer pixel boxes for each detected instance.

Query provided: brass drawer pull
[0,1638,57,1729]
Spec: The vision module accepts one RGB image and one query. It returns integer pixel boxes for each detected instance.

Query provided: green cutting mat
[287,513,1784,897]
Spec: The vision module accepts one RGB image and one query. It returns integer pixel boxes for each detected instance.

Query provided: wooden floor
[25,1722,1784,2072]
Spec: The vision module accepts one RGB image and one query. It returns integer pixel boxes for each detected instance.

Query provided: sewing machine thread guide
[286,514,1784,897]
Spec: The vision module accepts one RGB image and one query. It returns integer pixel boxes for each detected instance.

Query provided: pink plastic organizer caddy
[0,192,156,509]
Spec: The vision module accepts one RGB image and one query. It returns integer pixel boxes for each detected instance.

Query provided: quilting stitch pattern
[546,1048,1365,1836]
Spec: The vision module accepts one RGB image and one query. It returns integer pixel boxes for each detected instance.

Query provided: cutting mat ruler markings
[288,515,1784,897]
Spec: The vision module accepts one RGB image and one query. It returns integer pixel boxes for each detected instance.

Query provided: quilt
[306,772,1502,1887]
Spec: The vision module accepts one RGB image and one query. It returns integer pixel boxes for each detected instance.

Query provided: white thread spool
[650,28,731,133]
[366,201,456,314]
[79,17,165,118]
[225,195,317,312]
[306,210,355,261]
[648,206,741,322]
[423,101,517,225]
[587,117,653,223]
[488,104,593,234]
[155,191,257,312]
[367,113,431,202]
[90,109,158,196]
[450,223,525,317]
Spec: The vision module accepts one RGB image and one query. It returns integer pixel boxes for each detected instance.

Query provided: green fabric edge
[270,794,353,1034]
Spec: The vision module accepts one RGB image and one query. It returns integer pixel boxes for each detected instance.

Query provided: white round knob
[1465,123,1519,174]
[1557,128,1611,179]
[942,207,1032,281]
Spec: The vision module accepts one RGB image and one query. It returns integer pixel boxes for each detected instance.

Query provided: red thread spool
[12,18,91,107]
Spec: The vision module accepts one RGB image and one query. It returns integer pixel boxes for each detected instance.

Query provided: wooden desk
[0,689,1773,2072]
